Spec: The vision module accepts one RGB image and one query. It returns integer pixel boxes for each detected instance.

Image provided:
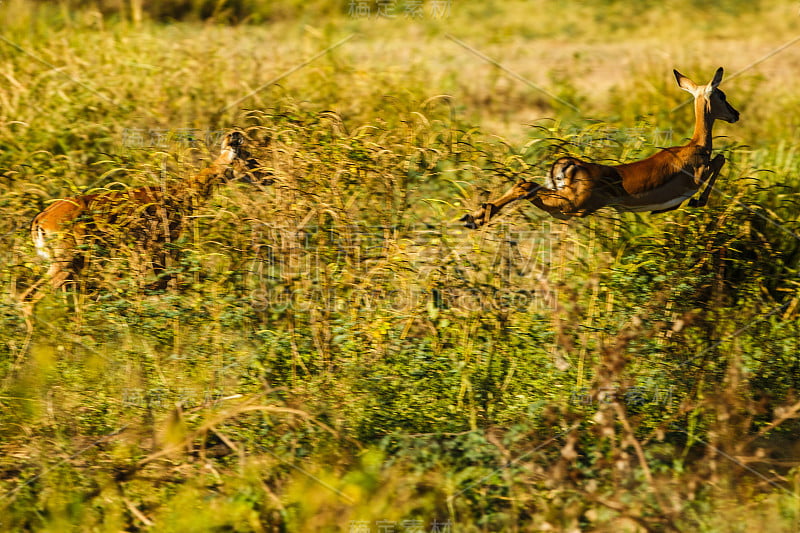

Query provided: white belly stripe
[616,193,694,213]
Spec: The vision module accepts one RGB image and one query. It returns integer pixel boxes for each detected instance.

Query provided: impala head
[220,130,246,161]
[219,130,270,184]
[674,67,739,123]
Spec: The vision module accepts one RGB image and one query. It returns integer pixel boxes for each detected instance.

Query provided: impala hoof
[460,214,478,229]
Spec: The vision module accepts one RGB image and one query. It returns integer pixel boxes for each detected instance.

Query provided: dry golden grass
[1,1,799,531]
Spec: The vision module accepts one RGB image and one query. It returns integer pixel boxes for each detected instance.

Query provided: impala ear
[709,67,724,89]
[674,69,698,94]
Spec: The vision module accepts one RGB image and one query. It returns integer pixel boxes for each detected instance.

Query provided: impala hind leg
[461,180,542,228]
[689,154,725,208]
[529,194,574,220]
[19,259,73,305]
[18,260,74,333]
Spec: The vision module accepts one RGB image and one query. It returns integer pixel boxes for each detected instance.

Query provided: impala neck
[690,96,714,150]
[181,153,233,200]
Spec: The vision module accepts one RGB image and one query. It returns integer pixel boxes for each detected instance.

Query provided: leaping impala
[20,131,259,306]
[460,67,740,227]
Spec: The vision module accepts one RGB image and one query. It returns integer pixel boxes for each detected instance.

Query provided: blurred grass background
[1,0,800,531]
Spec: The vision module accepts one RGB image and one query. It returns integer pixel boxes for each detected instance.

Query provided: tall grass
[1,1,799,531]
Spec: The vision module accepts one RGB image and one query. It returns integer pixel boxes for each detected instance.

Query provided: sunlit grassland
[1,1,800,531]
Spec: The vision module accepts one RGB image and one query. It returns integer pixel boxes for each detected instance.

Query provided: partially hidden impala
[21,131,259,305]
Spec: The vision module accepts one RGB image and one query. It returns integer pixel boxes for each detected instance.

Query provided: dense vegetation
[1,1,799,531]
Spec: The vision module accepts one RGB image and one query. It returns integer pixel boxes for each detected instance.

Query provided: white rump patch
[33,226,51,260]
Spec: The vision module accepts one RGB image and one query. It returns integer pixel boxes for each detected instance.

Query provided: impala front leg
[689,153,725,208]
[461,180,542,228]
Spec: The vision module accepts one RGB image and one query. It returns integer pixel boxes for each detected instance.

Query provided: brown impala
[21,131,258,305]
[461,67,740,227]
